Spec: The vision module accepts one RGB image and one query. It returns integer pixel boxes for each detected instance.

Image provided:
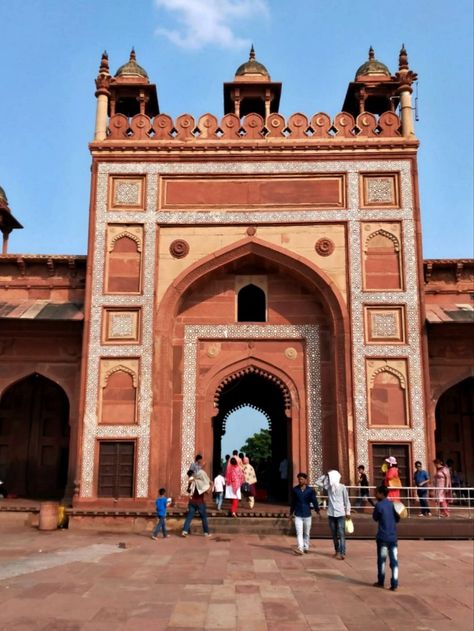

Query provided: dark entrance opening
[435,377,474,487]
[237,284,266,322]
[213,369,290,502]
[0,373,70,499]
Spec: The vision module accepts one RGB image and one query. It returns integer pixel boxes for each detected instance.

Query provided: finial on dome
[369,46,375,60]
[130,48,136,61]
[0,186,8,208]
[249,44,256,60]
[99,51,110,74]
[399,43,409,71]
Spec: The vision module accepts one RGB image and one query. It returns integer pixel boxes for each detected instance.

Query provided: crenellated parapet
[105,110,401,142]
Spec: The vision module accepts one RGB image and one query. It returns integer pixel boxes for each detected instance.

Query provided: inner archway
[0,373,70,499]
[213,368,291,502]
[435,377,474,486]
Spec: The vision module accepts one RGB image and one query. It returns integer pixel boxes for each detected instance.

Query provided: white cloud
[155,0,269,50]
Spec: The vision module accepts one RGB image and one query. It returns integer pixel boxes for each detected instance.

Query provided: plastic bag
[345,517,354,534]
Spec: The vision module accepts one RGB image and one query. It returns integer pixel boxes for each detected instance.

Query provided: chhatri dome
[355,46,391,79]
[115,49,149,80]
[234,45,271,81]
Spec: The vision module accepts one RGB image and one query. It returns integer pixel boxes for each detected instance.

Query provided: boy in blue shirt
[372,485,400,590]
[151,488,170,539]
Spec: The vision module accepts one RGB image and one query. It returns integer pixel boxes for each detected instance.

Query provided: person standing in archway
[225,457,244,517]
[242,456,257,509]
[279,457,289,500]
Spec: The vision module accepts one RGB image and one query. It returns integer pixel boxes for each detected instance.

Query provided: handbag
[241,482,250,494]
[387,477,402,488]
[345,518,354,534]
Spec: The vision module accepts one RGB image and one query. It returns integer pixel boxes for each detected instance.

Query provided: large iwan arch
[149,237,352,497]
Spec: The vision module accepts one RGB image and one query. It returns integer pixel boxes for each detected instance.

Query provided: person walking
[433,459,452,517]
[372,485,400,591]
[242,456,257,509]
[289,472,321,555]
[189,454,203,474]
[383,457,402,502]
[181,469,212,537]
[318,470,351,560]
[151,487,171,539]
[413,461,431,517]
[225,457,245,517]
[213,471,225,511]
[355,464,375,509]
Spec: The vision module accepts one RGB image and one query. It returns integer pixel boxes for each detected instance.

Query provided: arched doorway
[213,368,291,501]
[0,374,70,499]
[435,377,474,486]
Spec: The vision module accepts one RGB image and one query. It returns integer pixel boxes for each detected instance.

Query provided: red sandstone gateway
[0,47,472,511]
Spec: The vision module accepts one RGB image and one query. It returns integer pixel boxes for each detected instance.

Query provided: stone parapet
[104,111,402,143]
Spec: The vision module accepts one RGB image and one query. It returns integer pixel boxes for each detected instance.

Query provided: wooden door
[0,374,69,498]
[372,443,410,488]
[98,441,135,497]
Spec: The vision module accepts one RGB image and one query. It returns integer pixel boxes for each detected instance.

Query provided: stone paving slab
[0,526,472,630]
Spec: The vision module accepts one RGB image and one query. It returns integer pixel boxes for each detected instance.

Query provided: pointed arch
[157,237,349,334]
[109,231,142,253]
[365,228,400,252]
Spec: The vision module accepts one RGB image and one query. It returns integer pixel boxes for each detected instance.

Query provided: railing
[335,486,474,518]
[105,111,402,142]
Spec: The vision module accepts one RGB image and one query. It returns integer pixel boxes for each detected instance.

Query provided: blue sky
[0,0,472,258]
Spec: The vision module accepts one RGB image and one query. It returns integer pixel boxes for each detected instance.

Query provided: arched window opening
[237,284,266,322]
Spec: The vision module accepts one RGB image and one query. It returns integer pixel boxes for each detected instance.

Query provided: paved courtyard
[0,526,472,630]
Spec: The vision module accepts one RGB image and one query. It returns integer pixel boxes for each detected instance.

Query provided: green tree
[240,428,271,463]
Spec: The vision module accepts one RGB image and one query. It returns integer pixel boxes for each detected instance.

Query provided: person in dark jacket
[372,485,400,591]
[289,472,321,555]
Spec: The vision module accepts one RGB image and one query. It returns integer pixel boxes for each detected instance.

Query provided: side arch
[0,373,70,498]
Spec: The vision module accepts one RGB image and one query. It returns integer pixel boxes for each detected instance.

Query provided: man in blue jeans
[182,469,212,537]
[373,485,400,591]
[289,472,321,554]
[317,470,351,560]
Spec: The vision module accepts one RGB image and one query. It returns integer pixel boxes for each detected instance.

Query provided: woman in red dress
[225,457,245,517]
[383,456,401,502]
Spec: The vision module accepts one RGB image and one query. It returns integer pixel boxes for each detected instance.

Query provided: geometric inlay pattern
[110,312,135,338]
[366,177,393,204]
[115,181,140,205]
[372,313,398,338]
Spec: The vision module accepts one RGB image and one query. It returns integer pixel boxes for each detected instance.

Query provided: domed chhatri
[235,45,271,81]
[115,48,149,80]
[355,46,391,79]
